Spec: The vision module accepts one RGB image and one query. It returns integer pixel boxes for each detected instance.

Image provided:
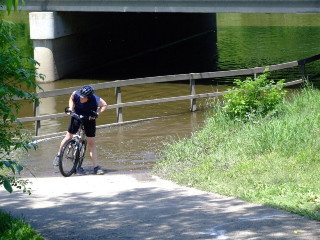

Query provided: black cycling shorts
[68,117,96,137]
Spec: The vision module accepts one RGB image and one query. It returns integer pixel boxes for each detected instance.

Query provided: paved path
[0,172,319,239]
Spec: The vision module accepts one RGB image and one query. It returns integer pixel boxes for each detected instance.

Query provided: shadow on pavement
[0,174,319,240]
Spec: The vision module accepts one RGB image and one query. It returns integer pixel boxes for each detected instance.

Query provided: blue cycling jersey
[73,91,100,117]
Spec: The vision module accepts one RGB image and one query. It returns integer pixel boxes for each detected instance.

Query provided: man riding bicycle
[53,85,108,175]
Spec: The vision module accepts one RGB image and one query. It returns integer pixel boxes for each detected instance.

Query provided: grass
[154,87,320,220]
[0,210,44,240]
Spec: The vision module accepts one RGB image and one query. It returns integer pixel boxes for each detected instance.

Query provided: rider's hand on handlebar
[65,107,72,115]
[89,111,98,120]
[64,108,98,120]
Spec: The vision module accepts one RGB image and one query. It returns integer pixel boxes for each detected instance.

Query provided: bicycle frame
[70,113,87,171]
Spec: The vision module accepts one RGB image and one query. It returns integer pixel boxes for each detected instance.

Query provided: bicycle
[58,108,89,177]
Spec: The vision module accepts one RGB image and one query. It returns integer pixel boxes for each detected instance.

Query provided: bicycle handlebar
[64,107,98,120]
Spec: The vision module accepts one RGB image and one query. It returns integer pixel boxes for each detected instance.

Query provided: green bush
[223,70,287,120]
[0,19,43,194]
[0,210,44,240]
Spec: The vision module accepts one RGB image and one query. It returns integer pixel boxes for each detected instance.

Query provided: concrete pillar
[29,12,93,82]
[30,12,63,82]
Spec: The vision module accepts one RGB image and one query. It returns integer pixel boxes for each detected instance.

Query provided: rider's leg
[57,132,73,155]
[53,131,74,166]
[57,116,80,155]
[84,120,104,174]
[87,137,98,167]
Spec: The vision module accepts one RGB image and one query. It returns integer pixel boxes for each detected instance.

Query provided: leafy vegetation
[0,210,44,240]
[0,8,44,194]
[223,70,286,120]
[0,0,24,14]
[0,3,45,239]
[154,83,320,220]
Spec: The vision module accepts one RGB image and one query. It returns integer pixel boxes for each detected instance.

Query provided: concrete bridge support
[30,12,217,82]
[30,12,104,82]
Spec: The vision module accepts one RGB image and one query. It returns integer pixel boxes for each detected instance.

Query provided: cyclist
[53,85,107,175]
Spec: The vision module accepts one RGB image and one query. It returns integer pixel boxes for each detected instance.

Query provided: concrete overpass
[19,0,320,14]
[12,0,320,81]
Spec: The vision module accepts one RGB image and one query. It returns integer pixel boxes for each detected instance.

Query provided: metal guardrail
[17,54,320,136]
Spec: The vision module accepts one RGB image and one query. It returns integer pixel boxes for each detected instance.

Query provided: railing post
[190,75,197,112]
[300,63,306,81]
[33,100,40,136]
[115,87,123,123]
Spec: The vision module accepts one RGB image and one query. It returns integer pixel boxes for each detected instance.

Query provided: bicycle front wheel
[59,139,78,177]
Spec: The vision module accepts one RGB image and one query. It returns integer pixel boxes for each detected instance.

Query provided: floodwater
[6,12,320,177]
[21,112,206,177]
[20,80,224,177]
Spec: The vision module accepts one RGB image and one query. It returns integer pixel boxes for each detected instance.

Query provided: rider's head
[79,85,94,98]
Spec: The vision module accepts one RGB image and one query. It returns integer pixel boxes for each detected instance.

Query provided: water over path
[22,111,206,178]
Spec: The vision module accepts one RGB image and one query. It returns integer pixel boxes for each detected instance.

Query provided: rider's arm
[97,98,107,116]
[69,91,76,111]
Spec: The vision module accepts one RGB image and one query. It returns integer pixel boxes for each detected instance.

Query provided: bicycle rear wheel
[59,139,78,177]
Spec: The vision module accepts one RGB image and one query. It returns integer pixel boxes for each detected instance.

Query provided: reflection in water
[216,16,320,84]
[217,13,320,70]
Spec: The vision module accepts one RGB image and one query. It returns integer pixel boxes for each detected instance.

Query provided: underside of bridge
[30,12,217,81]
